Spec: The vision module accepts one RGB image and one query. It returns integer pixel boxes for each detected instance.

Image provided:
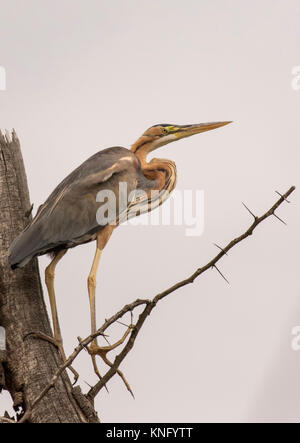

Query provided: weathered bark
[0,130,99,423]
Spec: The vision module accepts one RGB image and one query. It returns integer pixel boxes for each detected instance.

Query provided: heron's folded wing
[8,149,139,266]
[48,155,135,216]
[70,154,135,190]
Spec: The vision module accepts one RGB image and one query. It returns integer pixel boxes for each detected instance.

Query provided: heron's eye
[162,127,168,135]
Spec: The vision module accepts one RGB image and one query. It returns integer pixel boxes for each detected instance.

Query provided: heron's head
[131,122,232,160]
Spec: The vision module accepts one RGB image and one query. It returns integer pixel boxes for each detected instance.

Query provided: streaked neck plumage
[131,136,177,195]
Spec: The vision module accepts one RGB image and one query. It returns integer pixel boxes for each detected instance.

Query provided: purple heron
[8,122,231,384]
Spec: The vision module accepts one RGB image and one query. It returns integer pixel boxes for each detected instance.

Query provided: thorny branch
[16,185,295,423]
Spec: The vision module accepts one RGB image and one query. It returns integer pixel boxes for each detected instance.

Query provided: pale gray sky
[1,0,300,422]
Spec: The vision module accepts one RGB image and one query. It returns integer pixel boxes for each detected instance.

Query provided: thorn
[116,368,135,399]
[273,213,287,225]
[116,320,130,328]
[213,243,228,256]
[275,191,290,203]
[212,265,230,284]
[242,202,257,219]
[84,380,93,388]
[77,336,88,352]
[103,335,111,346]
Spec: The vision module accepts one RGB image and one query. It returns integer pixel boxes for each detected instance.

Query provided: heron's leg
[45,250,67,344]
[87,246,102,349]
[86,227,133,394]
[87,245,134,395]
[86,245,103,379]
[43,249,79,382]
[87,226,114,352]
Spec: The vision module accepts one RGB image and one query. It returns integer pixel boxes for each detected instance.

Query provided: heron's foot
[24,331,79,384]
[87,323,134,357]
[87,325,134,397]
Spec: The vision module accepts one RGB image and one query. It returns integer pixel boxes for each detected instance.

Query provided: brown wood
[0,130,98,423]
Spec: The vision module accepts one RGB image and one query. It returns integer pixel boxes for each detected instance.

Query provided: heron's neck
[131,136,154,161]
[131,139,177,194]
[143,157,177,194]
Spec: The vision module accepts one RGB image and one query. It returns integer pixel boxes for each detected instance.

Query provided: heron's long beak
[133,121,232,156]
[174,121,232,140]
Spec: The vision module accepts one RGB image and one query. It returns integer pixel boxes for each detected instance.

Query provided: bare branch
[86,185,296,399]
[275,190,290,203]
[19,299,150,423]
[152,186,295,305]
[21,186,296,418]
[213,243,229,256]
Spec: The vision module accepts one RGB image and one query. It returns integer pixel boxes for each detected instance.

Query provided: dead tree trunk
[0,130,98,423]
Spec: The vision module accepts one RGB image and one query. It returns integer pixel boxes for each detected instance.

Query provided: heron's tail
[8,224,44,269]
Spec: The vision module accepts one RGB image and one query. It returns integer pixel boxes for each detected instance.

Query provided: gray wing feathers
[8,147,138,268]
